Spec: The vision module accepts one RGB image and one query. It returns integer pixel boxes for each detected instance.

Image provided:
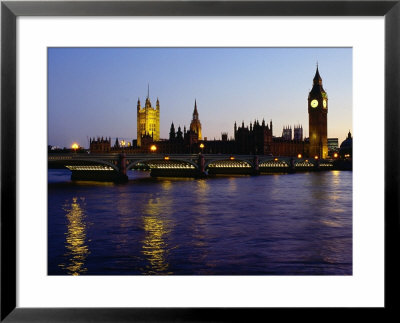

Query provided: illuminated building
[308,65,328,159]
[189,100,202,140]
[137,86,160,147]
[86,67,334,158]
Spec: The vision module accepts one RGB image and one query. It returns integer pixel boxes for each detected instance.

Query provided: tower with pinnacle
[308,65,328,158]
[189,99,202,140]
[136,85,160,147]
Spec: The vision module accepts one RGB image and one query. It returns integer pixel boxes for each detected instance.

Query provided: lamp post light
[199,143,204,154]
[71,143,79,154]
[150,145,157,153]
[121,140,126,151]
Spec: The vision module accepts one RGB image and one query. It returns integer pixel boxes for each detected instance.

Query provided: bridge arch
[258,158,290,168]
[126,158,199,171]
[294,159,316,168]
[48,157,120,172]
[205,157,254,170]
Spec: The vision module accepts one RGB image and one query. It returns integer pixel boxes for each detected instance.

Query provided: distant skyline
[48,47,352,149]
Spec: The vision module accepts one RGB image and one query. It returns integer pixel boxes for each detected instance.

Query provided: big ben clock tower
[308,65,328,159]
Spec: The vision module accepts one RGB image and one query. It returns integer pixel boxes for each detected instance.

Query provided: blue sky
[48,47,352,148]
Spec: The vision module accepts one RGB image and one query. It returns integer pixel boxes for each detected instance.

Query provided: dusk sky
[48,47,352,149]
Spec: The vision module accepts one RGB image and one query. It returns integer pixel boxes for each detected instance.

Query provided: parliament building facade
[90,67,336,158]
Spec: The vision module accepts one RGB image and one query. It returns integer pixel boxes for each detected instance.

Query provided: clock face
[310,99,318,108]
[323,99,327,108]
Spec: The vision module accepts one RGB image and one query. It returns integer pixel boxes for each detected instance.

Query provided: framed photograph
[1,0,399,321]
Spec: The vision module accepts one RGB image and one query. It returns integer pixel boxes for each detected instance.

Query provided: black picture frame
[1,1,399,321]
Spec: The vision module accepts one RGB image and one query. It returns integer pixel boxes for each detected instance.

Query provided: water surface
[48,169,352,275]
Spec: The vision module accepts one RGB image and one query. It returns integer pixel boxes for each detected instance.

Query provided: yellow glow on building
[189,100,202,140]
[137,95,160,147]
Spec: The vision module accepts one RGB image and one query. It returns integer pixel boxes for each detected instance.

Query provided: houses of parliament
[90,67,348,158]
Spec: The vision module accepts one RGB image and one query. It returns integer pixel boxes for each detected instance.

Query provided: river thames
[48,169,352,275]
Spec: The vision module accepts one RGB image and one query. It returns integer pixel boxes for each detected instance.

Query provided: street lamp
[150,145,157,153]
[199,143,204,154]
[71,143,79,153]
[297,153,302,159]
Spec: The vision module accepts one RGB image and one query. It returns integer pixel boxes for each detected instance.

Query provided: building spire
[193,99,198,117]
[147,83,149,99]
[313,64,322,85]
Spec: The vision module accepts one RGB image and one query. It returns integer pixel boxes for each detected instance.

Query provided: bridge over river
[48,153,346,182]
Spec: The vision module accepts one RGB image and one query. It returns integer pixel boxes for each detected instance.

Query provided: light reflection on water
[141,196,173,275]
[48,169,352,275]
[58,197,89,275]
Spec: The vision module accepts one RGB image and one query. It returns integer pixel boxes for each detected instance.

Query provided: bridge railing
[49,153,335,162]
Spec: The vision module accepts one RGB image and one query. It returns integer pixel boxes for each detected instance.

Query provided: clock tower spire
[308,65,328,159]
